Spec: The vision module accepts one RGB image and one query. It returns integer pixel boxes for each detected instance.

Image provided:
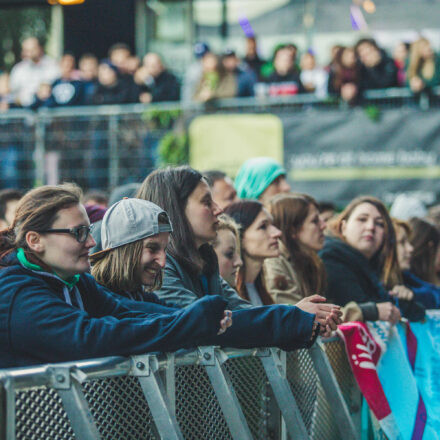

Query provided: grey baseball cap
[91,198,172,257]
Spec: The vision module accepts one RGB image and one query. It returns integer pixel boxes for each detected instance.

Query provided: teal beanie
[234,157,286,200]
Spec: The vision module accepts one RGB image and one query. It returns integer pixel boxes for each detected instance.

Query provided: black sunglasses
[38,225,92,243]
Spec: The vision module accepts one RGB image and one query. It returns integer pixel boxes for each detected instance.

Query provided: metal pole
[132,355,184,440]
[47,4,64,59]
[220,0,228,40]
[108,114,119,189]
[135,0,148,58]
[309,342,360,440]
[34,114,46,187]
[259,348,310,440]
[200,347,253,440]
[3,379,15,440]
[51,368,101,439]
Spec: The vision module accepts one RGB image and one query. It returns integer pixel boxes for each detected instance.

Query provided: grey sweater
[155,253,252,311]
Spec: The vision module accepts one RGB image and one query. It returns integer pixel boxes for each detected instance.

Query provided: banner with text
[282,108,440,206]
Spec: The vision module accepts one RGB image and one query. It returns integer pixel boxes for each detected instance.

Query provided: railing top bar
[0,346,273,389]
[0,339,342,388]
[363,87,414,99]
[0,108,35,120]
[1,86,438,122]
[0,356,130,388]
[36,101,188,118]
[321,335,340,343]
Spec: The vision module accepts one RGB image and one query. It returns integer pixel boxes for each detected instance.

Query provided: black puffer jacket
[319,237,425,322]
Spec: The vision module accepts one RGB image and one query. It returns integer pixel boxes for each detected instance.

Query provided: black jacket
[319,237,425,321]
[359,51,397,90]
[139,70,180,102]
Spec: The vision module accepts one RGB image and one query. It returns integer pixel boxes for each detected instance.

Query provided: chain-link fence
[0,89,439,193]
[0,341,362,440]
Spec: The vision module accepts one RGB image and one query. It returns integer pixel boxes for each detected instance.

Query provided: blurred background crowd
[0,33,439,111]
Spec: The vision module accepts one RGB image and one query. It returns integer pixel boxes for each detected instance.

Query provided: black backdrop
[64,0,135,60]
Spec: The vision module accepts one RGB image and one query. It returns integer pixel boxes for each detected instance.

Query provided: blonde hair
[213,214,241,251]
[407,38,435,81]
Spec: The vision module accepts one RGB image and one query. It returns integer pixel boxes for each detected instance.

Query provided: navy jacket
[113,294,317,353]
[152,252,316,350]
[0,252,316,368]
[0,252,229,368]
[320,237,425,322]
[403,270,440,309]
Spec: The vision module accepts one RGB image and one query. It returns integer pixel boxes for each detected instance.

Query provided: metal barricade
[1,88,438,192]
[0,340,361,440]
[0,110,36,189]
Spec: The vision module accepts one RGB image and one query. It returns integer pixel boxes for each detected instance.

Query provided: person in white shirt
[9,37,60,107]
[299,52,328,99]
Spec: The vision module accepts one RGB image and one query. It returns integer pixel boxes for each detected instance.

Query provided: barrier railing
[1,87,439,191]
[0,338,361,440]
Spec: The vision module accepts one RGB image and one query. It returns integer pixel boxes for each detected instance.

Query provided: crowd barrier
[0,87,440,191]
[0,338,362,440]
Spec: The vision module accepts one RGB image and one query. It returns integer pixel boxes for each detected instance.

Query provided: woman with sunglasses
[0,184,237,368]
[137,165,342,340]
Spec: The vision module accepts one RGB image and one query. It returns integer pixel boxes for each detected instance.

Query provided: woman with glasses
[0,184,237,368]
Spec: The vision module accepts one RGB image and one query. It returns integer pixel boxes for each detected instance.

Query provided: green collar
[17,248,80,289]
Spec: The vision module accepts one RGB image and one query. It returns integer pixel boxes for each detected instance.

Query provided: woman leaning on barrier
[264,193,363,321]
[136,165,342,341]
[91,197,339,349]
[319,195,425,323]
[0,184,235,369]
[224,199,281,306]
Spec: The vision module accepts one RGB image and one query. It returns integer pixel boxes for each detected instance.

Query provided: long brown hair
[268,193,326,295]
[224,200,274,305]
[0,184,82,265]
[328,195,401,288]
[408,217,440,284]
[137,166,210,275]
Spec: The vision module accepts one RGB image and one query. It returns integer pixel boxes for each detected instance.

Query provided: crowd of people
[1,157,440,368]
[1,34,439,111]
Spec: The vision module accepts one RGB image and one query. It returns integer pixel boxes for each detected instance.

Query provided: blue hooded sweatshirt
[0,251,316,368]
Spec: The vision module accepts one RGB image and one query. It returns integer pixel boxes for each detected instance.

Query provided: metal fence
[0,338,362,440]
[1,87,439,192]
